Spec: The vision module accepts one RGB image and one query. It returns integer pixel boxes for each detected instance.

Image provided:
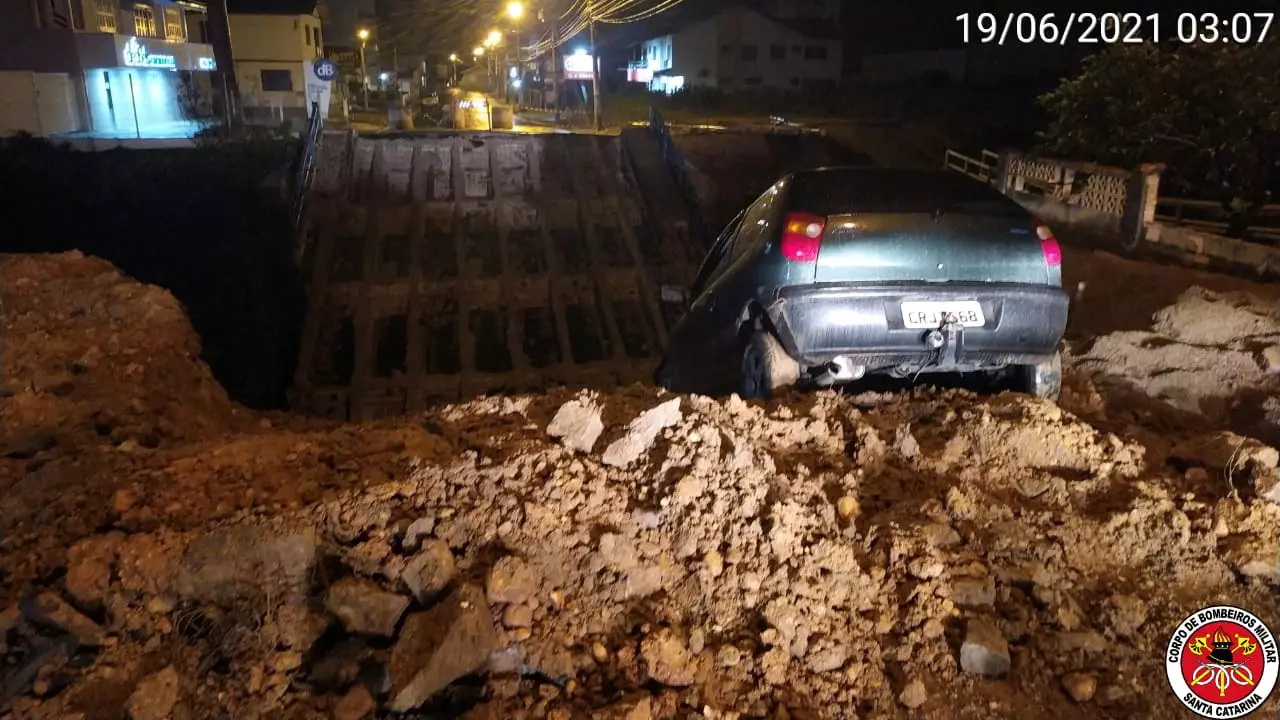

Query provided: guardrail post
[994,149,1014,195]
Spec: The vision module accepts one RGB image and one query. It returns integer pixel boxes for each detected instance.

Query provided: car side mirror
[660,285,690,306]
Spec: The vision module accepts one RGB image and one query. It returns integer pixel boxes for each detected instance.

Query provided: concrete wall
[0,71,83,136]
[228,13,323,63]
[238,60,310,114]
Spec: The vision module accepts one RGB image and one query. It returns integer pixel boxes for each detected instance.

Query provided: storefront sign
[563,52,593,80]
[312,58,338,82]
[197,57,217,70]
[122,37,177,70]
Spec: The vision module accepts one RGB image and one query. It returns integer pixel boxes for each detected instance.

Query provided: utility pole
[550,9,560,122]
[589,0,600,130]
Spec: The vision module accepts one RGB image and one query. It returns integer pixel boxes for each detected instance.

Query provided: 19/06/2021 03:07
[955,12,1274,45]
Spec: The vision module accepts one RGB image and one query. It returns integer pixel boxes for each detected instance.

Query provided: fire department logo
[1166,605,1279,718]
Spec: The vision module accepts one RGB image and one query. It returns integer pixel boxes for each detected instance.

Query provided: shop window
[260,69,294,92]
[94,0,116,32]
[164,7,183,40]
[133,4,156,37]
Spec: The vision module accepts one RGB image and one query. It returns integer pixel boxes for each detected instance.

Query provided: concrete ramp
[292,130,699,420]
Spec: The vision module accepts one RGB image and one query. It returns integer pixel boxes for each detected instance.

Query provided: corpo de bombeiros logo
[1166,605,1278,718]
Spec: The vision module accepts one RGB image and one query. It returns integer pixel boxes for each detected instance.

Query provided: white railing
[943,148,998,184]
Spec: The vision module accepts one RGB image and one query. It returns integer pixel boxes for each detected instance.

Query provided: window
[803,45,828,60]
[313,27,321,49]
[94,0,116,32]
[305,23,311,45]
[769,44,785,59]
[260,69,293,91]
[133,4,155,37]
[730,185,780,262]
[743,77,763,86]
[741,45,757,61]
[690,211,746,298]
[164,7,183,40]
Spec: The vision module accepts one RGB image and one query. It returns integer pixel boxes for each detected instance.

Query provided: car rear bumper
[765,282,1068,370]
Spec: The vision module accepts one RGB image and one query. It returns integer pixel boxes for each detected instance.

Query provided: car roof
[781,167,1027,217]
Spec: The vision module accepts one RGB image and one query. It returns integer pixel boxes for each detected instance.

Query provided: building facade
[227,1,330,125]
[0,0,217,138]
[628,6,842,95]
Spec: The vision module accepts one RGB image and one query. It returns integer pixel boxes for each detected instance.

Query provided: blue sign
[122,37,176,71]
[313,58,338,82]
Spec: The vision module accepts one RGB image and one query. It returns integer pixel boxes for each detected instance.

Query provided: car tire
[1014,351,1062,401]
[740,330,800,400]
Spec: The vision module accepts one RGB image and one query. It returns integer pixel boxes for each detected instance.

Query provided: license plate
[900,301,985,329]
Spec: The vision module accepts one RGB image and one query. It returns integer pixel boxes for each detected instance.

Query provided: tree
[1038,41,1280,237]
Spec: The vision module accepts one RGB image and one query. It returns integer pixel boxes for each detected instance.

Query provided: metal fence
[289,101,324,230]
[943,148,999,185]
[649,105,712,248]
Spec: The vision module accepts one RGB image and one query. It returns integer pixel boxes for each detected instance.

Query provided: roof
[225,0,317,15]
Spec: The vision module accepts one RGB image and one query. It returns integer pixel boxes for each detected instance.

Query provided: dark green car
[655,167,1069,400]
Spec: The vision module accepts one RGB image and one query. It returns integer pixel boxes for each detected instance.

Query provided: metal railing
[649,105,712,248]
[944,148,999,185]
[1154,197,1280,242]
[290,101,324,230]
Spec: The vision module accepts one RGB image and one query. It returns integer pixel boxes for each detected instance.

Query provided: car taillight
[781,212,826,262]
[1036,224,1061,266]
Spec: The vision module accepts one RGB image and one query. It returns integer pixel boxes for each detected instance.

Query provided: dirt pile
[2,251,1279,720]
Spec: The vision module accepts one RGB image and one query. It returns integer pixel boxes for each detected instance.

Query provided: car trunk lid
[812,212,1051,285]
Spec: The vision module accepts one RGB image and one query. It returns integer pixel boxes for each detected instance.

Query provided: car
[654,167,1069,401]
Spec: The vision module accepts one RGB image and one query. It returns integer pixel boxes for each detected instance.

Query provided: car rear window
[789,170,1028,218]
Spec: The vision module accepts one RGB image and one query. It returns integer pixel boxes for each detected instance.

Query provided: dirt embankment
[1,250,1279,720]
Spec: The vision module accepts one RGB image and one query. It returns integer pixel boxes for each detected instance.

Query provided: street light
[473,46,484,56]
[448,53,459,85]
[506,1,523,19]
[357,28,370,109]
[486,30,502,46]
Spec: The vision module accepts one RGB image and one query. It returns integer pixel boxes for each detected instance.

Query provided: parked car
[654,167,1069,400]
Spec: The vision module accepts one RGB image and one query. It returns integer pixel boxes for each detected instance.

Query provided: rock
[1262,345,1280,374]
[325,577,410,637]
[125,666,179,720]
[175,527,316,606]
[1254,468,1280,505]
[1102,594,1147,637]
[807,645,849,673]
[950,577,996,607]
[1238,557,1280,583]
[486,557,538,605]
[23,592,104,646]
[487,645,524,674]
[598,534,640,571]
[65,534,121,610]
[704,551,724,578]
[502,604,533,628]
[959,618,1010,677]
[1062,672,1097,703]
[907,557,944,580]
[1058,630,1108,652]
[592,641,610,662]
[269,603,329,653]
[899,679,927,709]
[592,695,653,720]
[1171,432,1279,473]
[2,430,57,459]
[922,618,946,640]
[640,629,695,687]
[309,637,368,691]
[602,399,682,467]
[332,685,376,720]
[921,523,962,549]
[402,539,456,603]
[835,496,859,520]
[401,516,436,552]
[717,646,742,667]
[546,399,604,453]
[388,584,500,712]
[624,566,664,599]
